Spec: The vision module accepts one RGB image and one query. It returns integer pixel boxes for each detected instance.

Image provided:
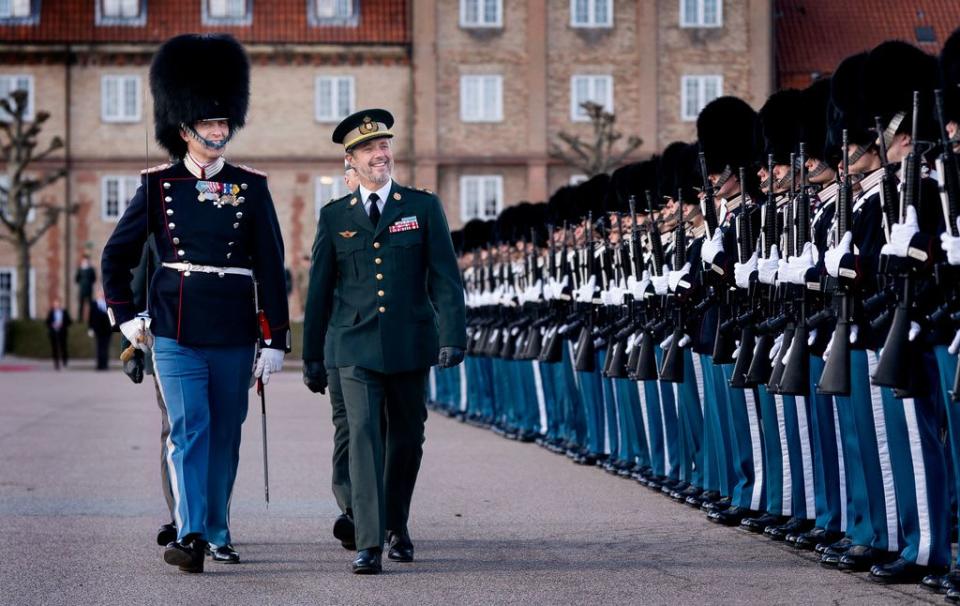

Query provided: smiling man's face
[347,137,394,189]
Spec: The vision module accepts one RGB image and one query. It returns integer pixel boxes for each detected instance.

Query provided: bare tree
[0,89,70,319]
[551,101,643,177]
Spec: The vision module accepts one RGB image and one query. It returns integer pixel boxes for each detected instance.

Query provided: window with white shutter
[101,176,140,222]
[570,74,613,122]
[0,74,34,121]
[101,75,142,123]
[460,176,503,222]
[315,76,355,123]
[460,75,503,123]
[680,75,723,121]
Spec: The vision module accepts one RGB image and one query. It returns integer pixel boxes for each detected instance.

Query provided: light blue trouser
[152,336,255,546]
[699,355,725,494]
[674,349,704,487]
[466,355,495,420]
[550,344,584,446]
[935,345,960,567]
[723,368,765,511]
[654,346,681,480]
[808,356,843,533]
[575,350,605,456]
[598,349,617,457]
[638,378,665,475]
[613,375,649,467]
[779,392,817,521]
[757,384,783,515]
[878,349,949,568]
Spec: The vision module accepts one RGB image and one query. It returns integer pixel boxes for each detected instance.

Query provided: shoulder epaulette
[141,163,172,174]
[237,164,268,177]
[417,187,434,195]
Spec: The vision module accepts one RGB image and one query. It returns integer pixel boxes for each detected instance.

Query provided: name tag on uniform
[389,216,420,233]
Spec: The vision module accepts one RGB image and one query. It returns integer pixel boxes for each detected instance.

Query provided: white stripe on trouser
[636,382,651,464]
[796,396,816,519]
[744,388,764,512]
[867,351,899,552]
[832,401,848,531]
[532,361,548,436]
[672,382,682,479]
[774,395,793,516]
[612,380,622,457]
[151,347,184,533]
[568,342,581,391]
[661,383,674,477]
[459,363,468,412]
[692,356,705,415]
[602,376,612,456]
[428,367,437,401]
[903,398,932,566]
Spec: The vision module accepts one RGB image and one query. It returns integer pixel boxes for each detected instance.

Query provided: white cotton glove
[611,279,627,305]
[784,242,816,285]
[502,285,517,306]
[660,333,674,350]
[849,324,859,345]
[523,280,543,304]
[881,205,919,258]
[825,232,853,278]
[822,330,835,363]
[807,328,819,347]
[701,228,724,265]
[908,321,921,342]
[769,333,783,361]
[757,245,781,285]
[678,334,692,348]
[949,328,960,355]
[668,262,692,292]
[600,288,612,306]
[119,314,153,351]
[781,336,794,366]
[254,347,285,385]
[575,275,597,303]
[651,265,670,295]
[734,251,758,289]
[941,218,960,266]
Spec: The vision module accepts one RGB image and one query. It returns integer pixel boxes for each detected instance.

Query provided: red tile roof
[776,0,960,89]
[0,0,409,45]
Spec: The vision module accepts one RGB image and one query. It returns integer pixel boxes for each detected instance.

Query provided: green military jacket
[302,181,466,373]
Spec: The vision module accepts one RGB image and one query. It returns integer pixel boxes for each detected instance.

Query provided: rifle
[659,190,687,383]
[780,144,813,395]
[934,89,960,401]
[729,167,759,388]
[746,154,779,385]
[573,212,596,372]
[632,191,666,380]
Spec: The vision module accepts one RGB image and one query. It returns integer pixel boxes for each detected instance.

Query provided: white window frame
[0,267,35,320]
[100,75,142,123]
[570,74,614,122]
[459,0,502,28]
[95,0,147,26]
[315,175,351,219]
[309,0,358,26]
[0,175,35,223]
[679,0,722,28]
[0,74,34,122]
[680,74,723,121]
[202,0,252,25]
[460,175,503,222]
[314,76,355,123]
[101,175,140,222]
[570,0,613,28]
[460,75,503,123]
[0,0,38,23]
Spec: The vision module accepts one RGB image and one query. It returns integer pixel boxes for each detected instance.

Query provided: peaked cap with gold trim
[332,108,394,151]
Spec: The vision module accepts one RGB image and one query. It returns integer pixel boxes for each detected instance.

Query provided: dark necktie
[368,193,381,228]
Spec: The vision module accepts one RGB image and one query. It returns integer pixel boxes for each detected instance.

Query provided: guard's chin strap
[807,159,828,179]
[713,165,733,190]
[182,123,235,150]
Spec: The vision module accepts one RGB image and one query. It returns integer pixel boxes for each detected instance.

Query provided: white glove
[610,279,626,305]
[757,245,781,285]
[781,335,794,366]
[807,328,818,347]
[949,328,960,355]
[881,205,919,258]
[849,324,859,345]
[668,262,691,292]
[575,275,597,303]
[600,289,612,306]
[678,334,692,348]
[522,280,542,304]
[825,232,853,278]
[734,251,758,289]
[941,218,960,266]
[908,321,921,342]
[254,347,285,385]
[659,333,673,350]
[822,330,835,363]
[651,265,670,295]
[784,242,815,285]
[119,315,153,351]
[701,228,724,265]
[769,333,783,361]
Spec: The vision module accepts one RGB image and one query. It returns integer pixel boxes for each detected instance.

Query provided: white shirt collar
[360,179,393,210]
[184,153,225,180]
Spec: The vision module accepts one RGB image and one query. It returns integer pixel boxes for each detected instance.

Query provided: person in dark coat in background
[45,297,71,370]
[75,254,96,320]
[88,288,112,371]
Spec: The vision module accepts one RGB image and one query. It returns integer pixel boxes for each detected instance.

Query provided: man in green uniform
[302,109,466,574]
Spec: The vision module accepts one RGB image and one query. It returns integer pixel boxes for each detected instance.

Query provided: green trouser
[340,365,428,551]
[327,369,352,515]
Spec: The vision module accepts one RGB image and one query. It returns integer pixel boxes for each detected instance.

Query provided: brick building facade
[0,0,772,320]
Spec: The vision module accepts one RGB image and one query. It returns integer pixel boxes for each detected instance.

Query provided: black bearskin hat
[828,52,871,149]
[863,40,938,145]
[450,230,463,255]
[571,173,611,222]
[150,34,251,159]
[658,141,698,204]
[547,185,578,226]
[758,89,803,165]
[462,218,493,251]
[798,78,831,161]
[941,27,960,124]
[696,96,760,175]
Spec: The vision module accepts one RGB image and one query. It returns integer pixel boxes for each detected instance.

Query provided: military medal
[196,181,243,208]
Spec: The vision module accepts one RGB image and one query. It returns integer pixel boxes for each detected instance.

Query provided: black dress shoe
[708,506,753,526]
[164,536,206,573]
[793,528,844,552]
[701,496,731,514]
[764,517,814,541]
[156,523,177,546]
[837,545,894,572]
[206,544,240,564]
[869,558,946,585]
[333,513,356,551]
[352,548,382,574]
[740,512,785,534]
[817,536,851,557]
[387,530,414,562]
[920,572,945,593]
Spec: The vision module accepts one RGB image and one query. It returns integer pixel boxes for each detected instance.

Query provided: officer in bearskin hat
[101,33,290,573]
